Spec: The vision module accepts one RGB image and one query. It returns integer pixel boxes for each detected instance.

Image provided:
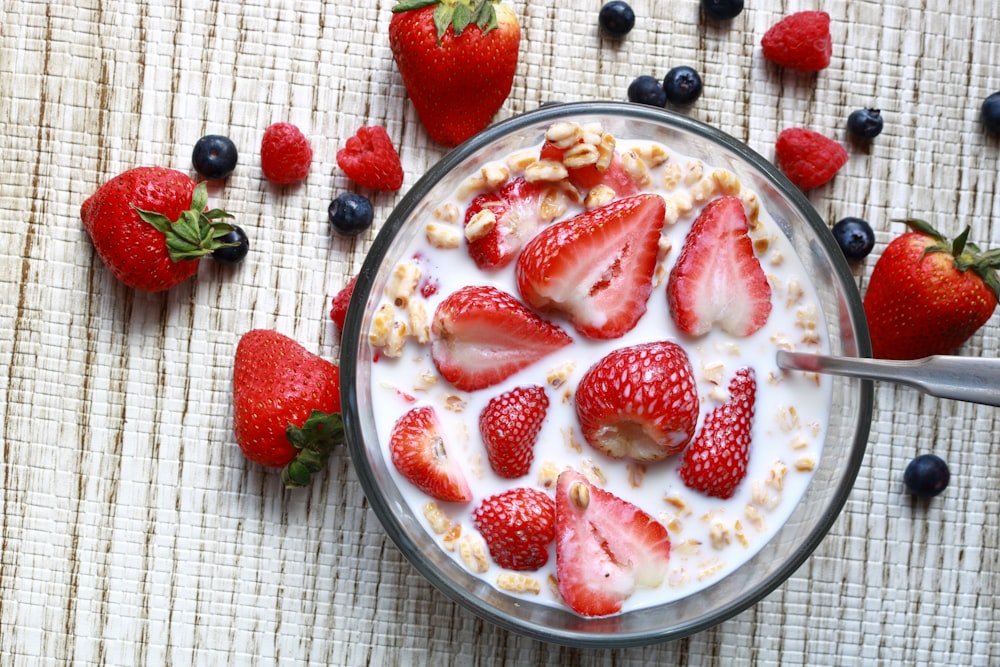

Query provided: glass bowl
[340,101,873,648]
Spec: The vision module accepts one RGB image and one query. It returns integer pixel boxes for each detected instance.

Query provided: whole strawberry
[80,167,236,291]
[232,329,343,487]
[863,220,1000,360]
[388,0,521,147]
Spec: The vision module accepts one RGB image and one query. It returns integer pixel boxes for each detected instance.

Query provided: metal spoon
[775,350,1000,408]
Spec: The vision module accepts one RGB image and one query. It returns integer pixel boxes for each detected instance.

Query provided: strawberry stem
[133,181,237,262]
[899,217,1000,301]
[281,410,345,488]
[392,0,499,41]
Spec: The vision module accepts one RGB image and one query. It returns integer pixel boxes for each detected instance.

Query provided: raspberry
[774,128,848,190]
[336,126,404,191]
[761,11,832,72]
[329,274,358,332]
[260,122,312,184]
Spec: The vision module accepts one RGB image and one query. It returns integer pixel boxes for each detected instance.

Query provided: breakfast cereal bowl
[339,101,872,647]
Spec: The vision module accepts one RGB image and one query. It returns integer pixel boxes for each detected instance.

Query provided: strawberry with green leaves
[863,219,1000,359]
[232,329,343,488]
[80,166,237,291]
[388,0,521,147]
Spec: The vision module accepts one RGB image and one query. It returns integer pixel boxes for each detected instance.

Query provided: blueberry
[847,108,884,140]
[831,217,875,262]
[212,224,249,265]
[192,134,239,180]
[663,66,703,107]
[328,193,374,236]
[599,1,636,37]
[903,454,950,498]
[701,0,744,20]
[981,92,1000,135]
[627,75,667,107]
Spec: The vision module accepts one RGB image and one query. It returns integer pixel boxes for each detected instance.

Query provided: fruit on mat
[903,454,950,498]
[831,216,875,262]
[701,0,743,21]
[212,224,250,266]
[554,470,671,617]
[463,177,548,270]
[678,367,756,499]
[232,329,343,488]
[663,65,703,107]
[329,274,359,332]
[539,138,642,199]
[329,192,375,236]
[192,134,239,181]
[336,126,405,192]
[667,195,772,337]
[598,1,636,37]
[473,487,556,570]
[774,127,849,190]
[388,405,473,502]
[260,122,312,184]
[516,194,666,339]
[863,219,1000,360]
[847,108,884,140]
[480,384,549,478]
[981,92,1000,135]
[627,74,667,107]
[761,11,832,72]
[388,0,521,147]
[574,341,699,462]
[430,284,572,392]
[80,166,236,291]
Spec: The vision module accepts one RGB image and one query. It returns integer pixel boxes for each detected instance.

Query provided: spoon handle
[775,351,1000,408]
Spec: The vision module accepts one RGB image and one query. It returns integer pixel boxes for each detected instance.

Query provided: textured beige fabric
[1,1,998,664]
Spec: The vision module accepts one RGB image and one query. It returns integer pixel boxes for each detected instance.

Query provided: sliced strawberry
[430,285,573,392]
[472,487,556,571]
[666,195,772,337]
[679,367,757,499]
[463,177,548,270]
[388,405,472,503]
[516,194,665,339]
[539,141,641,198]
[480,385,549,478]
[555,471,671,617]
[574,341,699,461]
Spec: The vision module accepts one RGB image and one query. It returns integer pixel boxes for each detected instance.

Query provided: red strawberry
[80,167,235,292]
[666,195,772,337]
[388,405,473,502]
[335,126,405,191]
[260,122,312,184]
[430,285,572,392]
[538,141,642,198]
[463,177,547,270]
[761,11,832,72]
[472,487,555,570]
[515,194,666,339]
[554,471,671,617]
[774,127,848,190]
[479,385,549,478]
[863,219,1000,359]
[388,0,521,147]
[232,329,343,487]
[678,367,756,499]
[330,274,359,332]
[574,341,699,462]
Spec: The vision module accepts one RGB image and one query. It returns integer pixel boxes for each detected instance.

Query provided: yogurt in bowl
[340,102,871,647]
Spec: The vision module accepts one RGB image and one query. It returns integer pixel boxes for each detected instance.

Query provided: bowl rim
[339,100,873,648]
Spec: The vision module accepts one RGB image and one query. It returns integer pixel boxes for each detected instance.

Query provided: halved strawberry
[666,195,772,337]
[388,405,472,503]
[464,177,548,270]
[679,367,757,499]
[515,194,666,339]
[480,384,549,478]
[472,487,556,571]
[574,341,699,461]
[539,140,642,198]
[430,285,573,392]
[555,471,671,617]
